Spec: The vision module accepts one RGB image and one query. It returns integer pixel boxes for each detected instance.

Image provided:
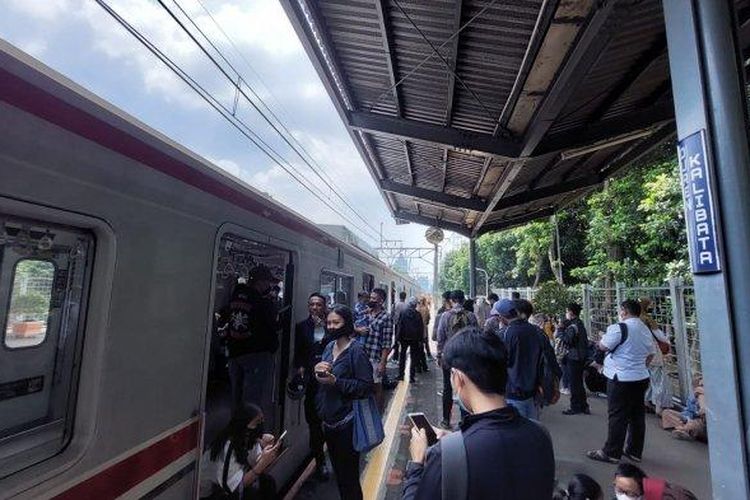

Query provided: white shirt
[601,317,656,382]
[199,441,261,497]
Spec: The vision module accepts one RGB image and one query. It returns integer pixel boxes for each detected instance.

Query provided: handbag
[652,331,671,355]
[352,395,384,453]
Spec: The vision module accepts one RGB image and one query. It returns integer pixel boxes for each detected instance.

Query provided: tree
[476,231,523,289]
[439,244,469,292]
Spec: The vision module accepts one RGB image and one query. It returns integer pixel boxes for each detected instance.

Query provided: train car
[0,41,419,499]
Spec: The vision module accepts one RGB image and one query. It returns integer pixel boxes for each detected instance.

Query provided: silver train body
[0,41,418,499]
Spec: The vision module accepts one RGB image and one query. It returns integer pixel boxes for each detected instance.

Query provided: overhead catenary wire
[94,0,380,243]
[158,0,381,237]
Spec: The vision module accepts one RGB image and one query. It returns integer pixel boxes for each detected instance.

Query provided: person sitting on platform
[199,403,279,500]
[553,473,603,500]
[661,376,707,442]
[613,463,697,500]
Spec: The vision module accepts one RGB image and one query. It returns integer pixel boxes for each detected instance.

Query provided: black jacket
[293,316,331,372]
[556,318,588,361]
[397,308,425,342]
[504,319,545,400]
[402,406,555,500]
[226,288,279,358]
[316,340,374,424]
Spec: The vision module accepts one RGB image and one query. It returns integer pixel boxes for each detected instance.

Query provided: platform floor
[293,356,711,499]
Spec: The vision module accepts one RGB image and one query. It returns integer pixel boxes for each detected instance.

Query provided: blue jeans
[507,397,539,420]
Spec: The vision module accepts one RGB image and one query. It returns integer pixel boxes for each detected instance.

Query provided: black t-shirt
[227,288,279,357]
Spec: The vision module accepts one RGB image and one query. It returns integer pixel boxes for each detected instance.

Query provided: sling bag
[440,430,468,500]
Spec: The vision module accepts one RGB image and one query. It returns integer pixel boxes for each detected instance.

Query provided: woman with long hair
[199,403,279,499]
[640,297,673,415]
[314,305,374,500]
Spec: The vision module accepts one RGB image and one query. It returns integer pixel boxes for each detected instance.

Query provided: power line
[158,0,380,237]
[94,0,380,243]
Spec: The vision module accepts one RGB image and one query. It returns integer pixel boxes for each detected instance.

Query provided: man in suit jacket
[293,292,332,480]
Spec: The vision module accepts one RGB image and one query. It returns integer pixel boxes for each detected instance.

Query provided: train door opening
[203,232,293,452]
[0,214,93,478]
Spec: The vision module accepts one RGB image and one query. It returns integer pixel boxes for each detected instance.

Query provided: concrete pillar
[468,237,477,298]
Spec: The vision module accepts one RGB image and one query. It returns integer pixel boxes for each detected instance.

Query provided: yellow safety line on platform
[361,374,410,499]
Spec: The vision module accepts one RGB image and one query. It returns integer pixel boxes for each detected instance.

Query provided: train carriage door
[0,216,93,476]
[204,232,293,447]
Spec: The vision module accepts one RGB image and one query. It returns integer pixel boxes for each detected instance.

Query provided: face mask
[455,390,471,414]
[368,300,379,309]
[329,326,350,339]
[245,421,264,443]
[615,494,642,500]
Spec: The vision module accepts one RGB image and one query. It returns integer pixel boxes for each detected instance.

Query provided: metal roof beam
[444,0,463,127]
[535,101,674,155]
[381,179,487,211]
[347,111,522,158]
[393,210,472,237]
[472,1,617,236]
[587,34,667,123]
[478,207,557,235]
[493,175,601,211]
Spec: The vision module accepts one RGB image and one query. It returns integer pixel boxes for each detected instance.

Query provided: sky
[0,0,466,276]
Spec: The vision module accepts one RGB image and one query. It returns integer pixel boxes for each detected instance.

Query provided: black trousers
[324,420,363,500]
[391,335,401,361]
[398,339,420,380]
[442,366,453,422]
[303,382,325,466]
[567,358,589,412]
[603,377,650,459]
[415,339,428,372]
[423,330,433,358]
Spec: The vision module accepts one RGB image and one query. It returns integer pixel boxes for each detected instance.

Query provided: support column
[664,0,750,496]
[432,243,439,310]
[468,237,477,298]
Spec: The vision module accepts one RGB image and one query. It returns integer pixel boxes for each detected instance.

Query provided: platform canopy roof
[282,0,750,237]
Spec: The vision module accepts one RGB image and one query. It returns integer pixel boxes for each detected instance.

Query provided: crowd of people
[200,269,704,499]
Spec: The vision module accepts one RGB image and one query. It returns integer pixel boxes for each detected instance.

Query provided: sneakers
[562,408,590,415]
[586,449,619,463]
[560,388,571,395]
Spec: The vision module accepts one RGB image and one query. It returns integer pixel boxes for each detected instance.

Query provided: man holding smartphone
[402,328,555,499]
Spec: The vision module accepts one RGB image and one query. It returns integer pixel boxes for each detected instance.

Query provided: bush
[533,281,574,317]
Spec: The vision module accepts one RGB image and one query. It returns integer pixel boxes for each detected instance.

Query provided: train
[0,40,419,499]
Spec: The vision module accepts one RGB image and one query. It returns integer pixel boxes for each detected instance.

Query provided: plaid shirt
[363,309,393,364]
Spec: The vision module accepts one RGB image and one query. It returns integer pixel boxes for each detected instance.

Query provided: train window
[362,272,374,292]
[320,270,353,308]
[0,216,93,477]
[4,259,55,349]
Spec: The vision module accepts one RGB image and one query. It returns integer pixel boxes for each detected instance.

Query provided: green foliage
[439,244,469,292]
[438,150,689,289]
[533,281,573,317]
[12,292,50,316]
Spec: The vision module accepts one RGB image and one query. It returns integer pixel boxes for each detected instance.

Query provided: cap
[493,299,517,319]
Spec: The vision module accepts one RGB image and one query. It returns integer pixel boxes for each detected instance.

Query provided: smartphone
[315,370,329,378]
[276,430,288,445]
[408,412,438,446]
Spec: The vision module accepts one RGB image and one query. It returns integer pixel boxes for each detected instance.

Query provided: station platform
[293,357,710,499]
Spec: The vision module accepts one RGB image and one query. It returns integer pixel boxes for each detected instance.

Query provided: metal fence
[493,279,700,402]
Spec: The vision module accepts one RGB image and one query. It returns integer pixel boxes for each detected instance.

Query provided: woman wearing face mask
[199,402,279,499]
[314,305,374,500]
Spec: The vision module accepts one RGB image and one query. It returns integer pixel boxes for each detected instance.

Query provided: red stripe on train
[51,420,200,500]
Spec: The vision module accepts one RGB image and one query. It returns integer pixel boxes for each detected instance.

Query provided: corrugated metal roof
[282,0,749,237]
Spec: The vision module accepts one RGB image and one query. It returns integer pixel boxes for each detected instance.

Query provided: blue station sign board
[678,130,721,274]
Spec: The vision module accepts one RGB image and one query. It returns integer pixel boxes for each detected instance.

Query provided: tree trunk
[532,254,544,287]
[548,242,563,284]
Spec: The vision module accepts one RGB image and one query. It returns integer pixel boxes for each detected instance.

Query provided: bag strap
[441,431,468,500]
[608,322,629,356]
[221,442,234,495]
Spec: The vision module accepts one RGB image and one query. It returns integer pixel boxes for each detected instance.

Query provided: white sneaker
[560,388,571,395]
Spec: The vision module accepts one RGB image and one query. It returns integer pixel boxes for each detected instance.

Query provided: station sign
[678,130,721,274]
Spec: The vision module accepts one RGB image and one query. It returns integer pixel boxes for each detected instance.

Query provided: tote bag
[352,395,384,453]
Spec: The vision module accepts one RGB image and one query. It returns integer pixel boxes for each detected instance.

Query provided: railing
[493,279,700,402]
